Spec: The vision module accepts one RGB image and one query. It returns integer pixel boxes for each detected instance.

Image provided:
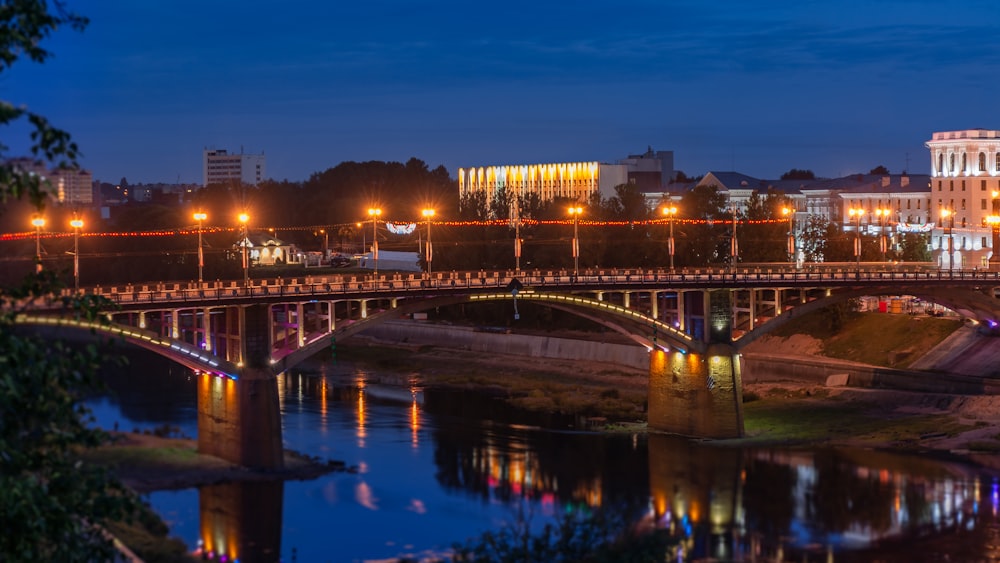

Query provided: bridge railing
[53,266,1000,308]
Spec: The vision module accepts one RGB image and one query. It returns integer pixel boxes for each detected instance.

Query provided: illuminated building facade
[925,129,1000,268]
[203,148,266,187]
[50,167,94,205]
[458,161,626,213]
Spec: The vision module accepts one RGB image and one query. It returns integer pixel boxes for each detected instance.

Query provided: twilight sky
[8,0,1000,184]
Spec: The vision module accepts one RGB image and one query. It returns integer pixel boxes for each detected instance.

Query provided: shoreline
[85,432,352,494]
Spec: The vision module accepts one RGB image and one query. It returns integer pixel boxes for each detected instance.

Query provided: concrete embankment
[741,353,1000,395]
[357,320,649,371]
[358,320,1000,395]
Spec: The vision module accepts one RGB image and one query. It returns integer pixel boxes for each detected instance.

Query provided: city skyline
[8,0,1000,184]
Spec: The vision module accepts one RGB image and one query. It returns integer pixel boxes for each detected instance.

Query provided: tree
[869,165,890,175]
[0,2,141,559]
[739,189,790,263]
[780,169,816,180]
[678,184,730,266]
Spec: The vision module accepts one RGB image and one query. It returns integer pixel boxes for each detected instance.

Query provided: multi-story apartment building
[203,148,266,187]
[8,158,94,205]
[925,129,1000,269]
[50,167,94,205]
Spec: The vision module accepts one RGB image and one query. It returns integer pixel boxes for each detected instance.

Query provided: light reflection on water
[88,353,1000,562]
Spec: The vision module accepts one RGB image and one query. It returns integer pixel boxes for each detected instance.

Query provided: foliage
[896,232,931,262]
[780,168,816,180]
[677,184,730,266]
[0,2,144,559]
[451,506,673,563]
[869,165,890,175]
[739,189,791,262]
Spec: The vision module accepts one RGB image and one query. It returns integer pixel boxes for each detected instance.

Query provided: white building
[925,129,1000,269]
[203,148,266,187]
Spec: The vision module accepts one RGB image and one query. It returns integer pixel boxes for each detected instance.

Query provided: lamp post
[730,205,739,270]
[193,211,207,283]
[568,206,583,276]
[513,203,522,273]
[238,212,249,286]
[31,215,45,273]
[662,205,677,272]
[781,206,795,266]
[990,191,1000,271]
[941,208,954,269]
[422,208,435,275]
[848,207,864,272]
[368,208,382,277]
[70,215,83,290]
[874,208,889,263]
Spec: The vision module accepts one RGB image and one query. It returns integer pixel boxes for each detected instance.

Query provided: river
[87,350,1000,562]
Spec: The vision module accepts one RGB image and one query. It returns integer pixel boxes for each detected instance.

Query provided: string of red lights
[0,217,788,241]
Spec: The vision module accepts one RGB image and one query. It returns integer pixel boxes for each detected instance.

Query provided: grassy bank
[766,310,962,368]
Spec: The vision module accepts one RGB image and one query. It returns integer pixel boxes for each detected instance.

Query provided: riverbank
[83,431,351,494]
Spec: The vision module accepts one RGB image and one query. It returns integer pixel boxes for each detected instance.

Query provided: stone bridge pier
[197,303,284,469]
[648,289,744,438]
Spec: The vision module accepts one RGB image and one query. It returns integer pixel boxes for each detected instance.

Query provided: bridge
[19,265,1000,468]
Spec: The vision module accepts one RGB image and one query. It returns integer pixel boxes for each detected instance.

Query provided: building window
[951,154,956,173]
[996,153,1000,171]
[983,180,988,191]
[938,153,944,174]
[950,180,954,191]
[937,180,942,191]
[962,180,966,191]
[981,152,987,172]
[983,199,988,210]
[962,153,967,173]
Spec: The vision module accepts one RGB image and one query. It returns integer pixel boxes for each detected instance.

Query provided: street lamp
[238,212,249,286]
[874,208,890,263]
[421,208,435,275]
[848,207,864,272]
[31,215,45,273]
[781,206,795,266]
[368,208,382,277]
[568,206,583,276]
[70,215,83,290]
[730,205,739,270]
[193,211,207,283]
[941,208,954,269]
[990,191,1000,271]
[662,205,678,272]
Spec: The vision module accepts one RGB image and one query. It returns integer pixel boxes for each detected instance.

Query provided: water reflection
[90,359,1000,562]
[194,481,283,563]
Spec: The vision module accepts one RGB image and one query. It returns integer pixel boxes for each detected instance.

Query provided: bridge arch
[735,284,1000,351]
[272,290,697,376]
[15,313,241,378]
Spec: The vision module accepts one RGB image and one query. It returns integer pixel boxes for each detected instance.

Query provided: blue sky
[8,0,1000,184]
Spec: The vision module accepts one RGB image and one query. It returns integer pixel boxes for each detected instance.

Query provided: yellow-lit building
[458,161,628,212]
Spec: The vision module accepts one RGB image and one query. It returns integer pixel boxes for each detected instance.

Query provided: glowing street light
[193,211,207,283]
[662,205,678,272]
[568,206,583,276]
[70,215,84,290]
[238,212,249,286]
[368,208,382,277]
[421,208,435,275]
[874,208,890,262]
[848,207,864,272]
[781,206,795,266]
[940,207,954,269]
[31,215,45,273]
[990,191,1000,272]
